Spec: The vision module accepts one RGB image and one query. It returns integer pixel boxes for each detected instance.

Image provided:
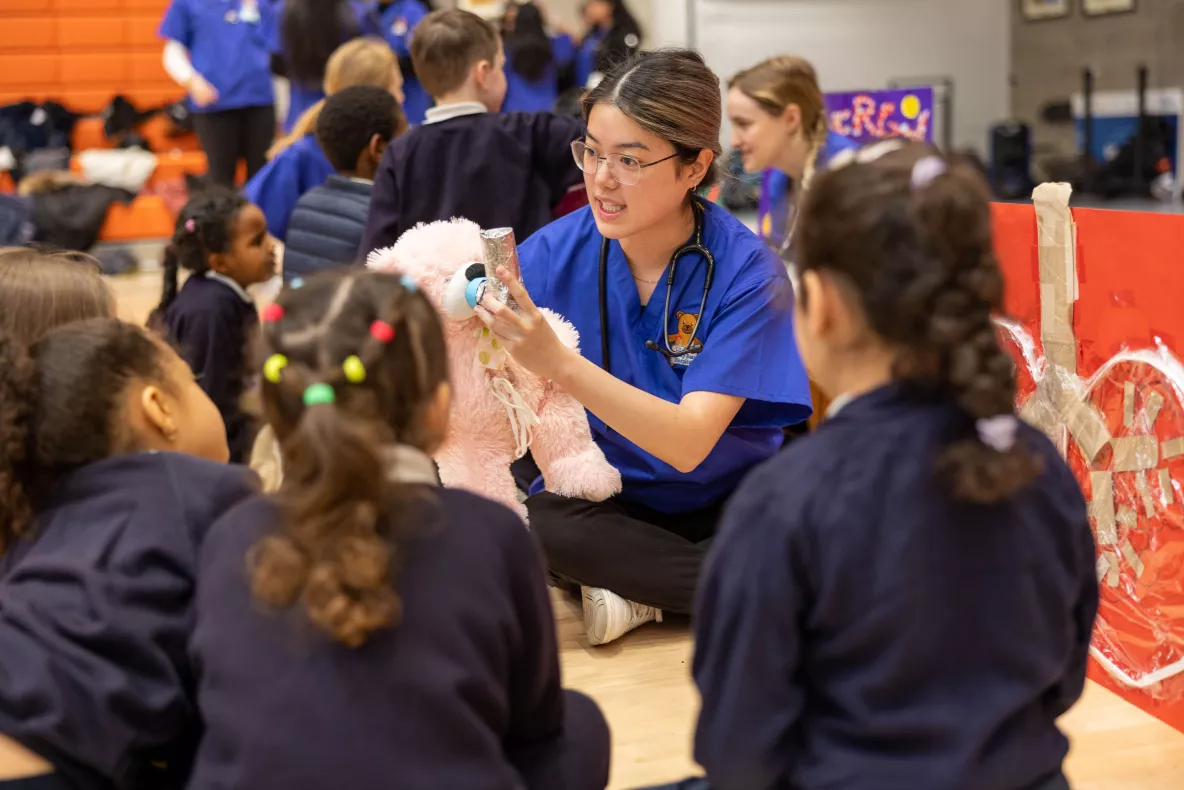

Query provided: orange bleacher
[0,0,215,242]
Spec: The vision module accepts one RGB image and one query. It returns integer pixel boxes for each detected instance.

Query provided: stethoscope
[598,198,715,374]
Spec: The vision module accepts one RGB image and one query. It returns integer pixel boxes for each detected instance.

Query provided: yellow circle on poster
[901,94,921,120]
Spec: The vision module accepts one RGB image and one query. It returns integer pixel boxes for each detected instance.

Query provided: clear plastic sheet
[1001,315,1184,700]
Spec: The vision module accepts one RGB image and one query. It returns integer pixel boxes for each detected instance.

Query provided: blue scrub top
[269,0,384,133]
[243,133,334,241]
[520,201,813,513]
[574,27,605,88]
[758,130,859,260]
[502,34,576,114]
[381,0,432,125]
[159,0,276,114]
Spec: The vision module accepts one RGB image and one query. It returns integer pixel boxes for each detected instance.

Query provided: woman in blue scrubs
[159,0,277,187]
[574,0,641,89]
[478,49,812,646]
[379,0,432,124]
[269,0,383,134]
[501,2,576,113]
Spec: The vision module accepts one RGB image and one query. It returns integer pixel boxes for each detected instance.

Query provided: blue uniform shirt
[269,0,383,133]
[693,383,1097,790]
[520,201,812,513]
[381,0,431,125]
[159,0,276,113]
[244,133,334,241]
[502,34,576,114]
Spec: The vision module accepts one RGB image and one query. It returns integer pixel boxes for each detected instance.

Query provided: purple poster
[824,86,935,143]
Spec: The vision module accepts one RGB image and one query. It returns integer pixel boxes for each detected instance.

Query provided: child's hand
[475,269,572,381]
[188,75,220,108]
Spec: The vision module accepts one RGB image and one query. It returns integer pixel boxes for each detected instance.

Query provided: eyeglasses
[571,140,680,187]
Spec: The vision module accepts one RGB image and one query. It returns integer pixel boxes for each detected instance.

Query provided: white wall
[650,0,1010,156]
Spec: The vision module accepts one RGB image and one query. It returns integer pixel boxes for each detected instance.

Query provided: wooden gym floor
[106,269,1184,789]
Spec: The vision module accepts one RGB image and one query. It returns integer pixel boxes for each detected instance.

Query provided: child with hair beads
[153,190,277,464]
[190,270,611,790]
[0,319,255,789]
[665,144,1098,790]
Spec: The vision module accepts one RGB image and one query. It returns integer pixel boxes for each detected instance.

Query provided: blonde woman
[246,38,405,242]
[727,56,857,267]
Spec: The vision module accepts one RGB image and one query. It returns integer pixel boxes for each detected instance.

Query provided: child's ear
[207,250,229,275]
[368,134,388,162]
[136,381,180,447]
[473,59,492,89]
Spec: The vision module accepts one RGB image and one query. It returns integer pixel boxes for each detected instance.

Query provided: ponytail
[267,99,325,160]
[799,144,1043,504]
[150,245,181,327]
[0,331,37,556]
[799,112,829,193]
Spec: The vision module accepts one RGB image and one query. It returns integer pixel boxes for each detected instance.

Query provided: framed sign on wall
[1083,0,1137,15]
[1021,0,1070,20]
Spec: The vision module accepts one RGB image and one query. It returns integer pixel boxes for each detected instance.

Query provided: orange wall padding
[993,202,1184,735]
[0,0,184,123]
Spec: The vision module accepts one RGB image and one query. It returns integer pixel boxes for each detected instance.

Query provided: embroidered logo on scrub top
[667,311,704,368]
[391,17,409,36]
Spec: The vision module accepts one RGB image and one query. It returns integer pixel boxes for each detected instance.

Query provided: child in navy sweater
[189,270,610,790]
[153,190,277,464]
[665,145,1098,790]
[283,85,407,282]
[0,319,256,790]
[359,8,585,254]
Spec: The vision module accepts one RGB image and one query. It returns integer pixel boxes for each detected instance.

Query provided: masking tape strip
[1145,392,1165,429]
[1121,542,1145,579]
[1124,382,1136,429]
[1163,437,1184,459]
[1135,471,1157,518]
[1033,182,1078,375]
[1160,468,1175,506]
[1117,506,1138,528]
[1060,391,1112,461]
[1111,436,1159,472]
[1106,550,1121,587]
[1096,552,1111,583]
[1091,471,1118,545]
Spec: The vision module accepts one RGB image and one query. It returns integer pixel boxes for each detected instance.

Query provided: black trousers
[514,689,611,790]
[192,105,276,188]
[640,771,1072,790]
[526,489,725,615]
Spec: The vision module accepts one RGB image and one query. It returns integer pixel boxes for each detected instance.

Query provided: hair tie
[977,414,1018,452]
[342,355,366,383]
[370,320,395,343]
[911,156,948,191]
[303,382,336,406]
[263,353,288,384]
[261,303,285,322]
[400,275,418,293]
[184,218,196,233]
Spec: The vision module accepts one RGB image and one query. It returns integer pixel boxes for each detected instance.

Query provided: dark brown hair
[797,143,1042,503]
[0,247,115,346]
[250,270,450,647]
[583,48,723,190]
[0,319,172,555]
[410,9,500,98]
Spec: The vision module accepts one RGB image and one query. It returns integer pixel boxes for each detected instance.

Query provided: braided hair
[150,189,247,326]
[797,142,1043,503]
[249,270,449,647]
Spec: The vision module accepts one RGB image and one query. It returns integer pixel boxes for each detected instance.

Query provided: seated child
[0,318,256,789]
[674,145,1097,790]
[283,85,407,282]
[247,37,403,242]
[360,8,586,254]
[152,189,277,464]
[189,270,611,790]
[0,247,114,344]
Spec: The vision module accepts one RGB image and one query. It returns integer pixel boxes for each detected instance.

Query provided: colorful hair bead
[184,218,196,233]
[400,275,418,293]
[261,303,285,322]
[342,355,366,383]
[289,277,305,289]
[303,382,336,406]
[263,353,289,384]
[370,320,395,343]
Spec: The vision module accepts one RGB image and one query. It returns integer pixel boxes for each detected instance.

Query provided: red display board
[992,202,1184,732]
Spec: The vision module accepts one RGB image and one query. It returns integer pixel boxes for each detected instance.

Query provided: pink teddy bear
[368,218,622,522]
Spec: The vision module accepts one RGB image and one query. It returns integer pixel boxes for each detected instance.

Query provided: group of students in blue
[0,6,1100,790]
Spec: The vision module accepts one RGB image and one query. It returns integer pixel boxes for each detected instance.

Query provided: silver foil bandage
[480,227,523,313]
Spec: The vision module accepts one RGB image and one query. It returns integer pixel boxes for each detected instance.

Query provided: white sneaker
[581,586,662,646]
